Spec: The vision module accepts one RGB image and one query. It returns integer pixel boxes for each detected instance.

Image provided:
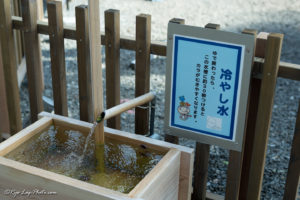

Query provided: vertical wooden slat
[105,9,121,130]
[0,0,22,134]
[246,33,283,200]
[88,0,104,144]
[12,0,23,65]
[192,142,210,200]
[164,18,185,144]
[76,5,93,122]
[239,32,267,199]
[192,23,220,200]
[225,29,257,200]
[239,78,262,199]
[47,1,68,116]
[37,0,44,20]
[21,0,44,123]
[0,42,10,136]
[283,100,300,199]
[135,14,151,135]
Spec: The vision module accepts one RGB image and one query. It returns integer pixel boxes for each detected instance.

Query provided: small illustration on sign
[177,96,192,121]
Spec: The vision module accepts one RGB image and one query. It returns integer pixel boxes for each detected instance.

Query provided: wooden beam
[246,33,283,199]
[0,42,10,136]
[225,29,257,200]
[21,0,44,123]
[9,17,300,81]
[105,9,121,130]
[0,0,22,134]
[135,14,151,135]
[88,0,104,145]
[76,5,93,122]
[283,100,300,199]
[47,1,68,116]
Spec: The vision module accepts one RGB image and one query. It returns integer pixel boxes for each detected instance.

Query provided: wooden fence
[0,0,299,199]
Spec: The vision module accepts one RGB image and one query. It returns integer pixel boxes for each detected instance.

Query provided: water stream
[81,122,98,163]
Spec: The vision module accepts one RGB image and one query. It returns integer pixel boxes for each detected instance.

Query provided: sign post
[164,23,254,151]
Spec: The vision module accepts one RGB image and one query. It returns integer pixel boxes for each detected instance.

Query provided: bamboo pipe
[104,92,155,121]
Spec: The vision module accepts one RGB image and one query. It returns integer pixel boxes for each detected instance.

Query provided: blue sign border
[170,35,242,140]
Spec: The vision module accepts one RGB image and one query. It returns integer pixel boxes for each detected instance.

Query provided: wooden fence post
[21,0,44,123]
[135,14,151,135]
[192,23,220,200]
[283,100,300,199]
[105,9,121,130]
[47,1,68,116]
[0,0,22,134]
[239,32,267,199]
[0,42,10,137]
[225,29,257,200]
[245,33,283,200]
[76,5,93,122]
[164,18,185,144]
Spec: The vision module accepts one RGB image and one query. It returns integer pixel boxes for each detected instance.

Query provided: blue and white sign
[164,23,254,151]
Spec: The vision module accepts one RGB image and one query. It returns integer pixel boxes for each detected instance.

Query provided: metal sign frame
[164,23,254,151]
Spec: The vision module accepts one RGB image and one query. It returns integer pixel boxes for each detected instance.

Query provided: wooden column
[246,33,283,200]
[164,18,185,144]
[0,42,10,136]
[192,23,220,200]
[105,9,121,130]
[239,32,267,199]
[76,5,93,122]
[0,0,22,134]
[88,0,104,144]
[225,29,257,200]
[47,1,68,116]
[283,101,300,199]
[135,14,151,135]
[21,0,44,123]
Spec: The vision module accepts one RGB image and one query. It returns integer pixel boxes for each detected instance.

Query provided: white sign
[164,23,254,151]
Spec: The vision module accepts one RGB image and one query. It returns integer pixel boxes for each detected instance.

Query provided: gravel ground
[19,0,300,199]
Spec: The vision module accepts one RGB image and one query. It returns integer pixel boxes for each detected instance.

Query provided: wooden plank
[9,16,300,81]
[0,117,52,156]
[21,0,44,123]
[0,0,22,134]
[225,29,257,200]
[255,32,268,58]
[192,23,220,200]
[76,5,93,122]
[88,0,104,144]
[239,32,275,198]
[105,9,121,130]
[12,0,23,65]
[135,14,151,135]
[0,157,132,200]
[37,0,44,20]
[192,142,210,200]
[164,18,185,144]
[239,78,262,199]
[246,33,283,200]
[47,1,68,116]
[0,43,10,136]
[105,92,155,120]
[129,149,180,200]
[283,101,300,199]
